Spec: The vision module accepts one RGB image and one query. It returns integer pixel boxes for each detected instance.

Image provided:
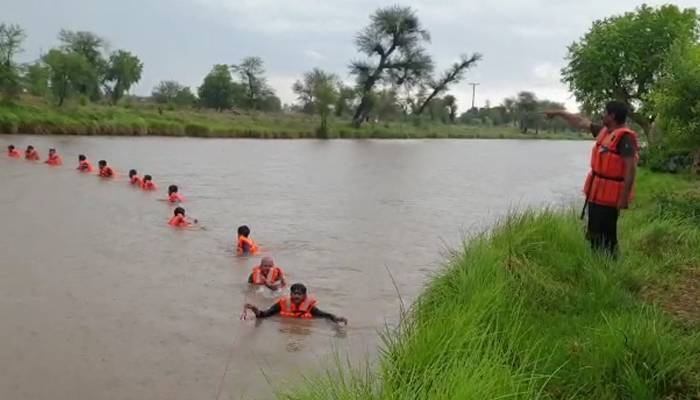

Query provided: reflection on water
[0,135,589,399]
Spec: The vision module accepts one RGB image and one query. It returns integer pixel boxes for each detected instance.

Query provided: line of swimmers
[7,143,348,325]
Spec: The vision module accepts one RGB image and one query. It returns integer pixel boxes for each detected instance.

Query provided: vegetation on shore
[0,99,589,140]
[283,170,700,399]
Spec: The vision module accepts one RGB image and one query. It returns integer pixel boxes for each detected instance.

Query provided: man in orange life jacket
[248,256,287,290]
[546,101,639,256]
[237,225,258,256]
[244,283,347,324]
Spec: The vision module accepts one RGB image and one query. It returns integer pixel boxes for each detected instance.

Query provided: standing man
[546,101,639,256]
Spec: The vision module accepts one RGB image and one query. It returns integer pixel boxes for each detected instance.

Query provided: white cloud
[304,50,325,62]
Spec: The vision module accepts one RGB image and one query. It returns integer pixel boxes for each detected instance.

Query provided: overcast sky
[4,0,698,112]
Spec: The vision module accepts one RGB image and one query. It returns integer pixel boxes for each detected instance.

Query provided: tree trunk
[692,148,700,175]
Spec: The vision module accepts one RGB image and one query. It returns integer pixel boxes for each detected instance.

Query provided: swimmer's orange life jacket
[237,235,259,255]
[78,160,94,172]
[276,295,317,319]
[251,266,285,286]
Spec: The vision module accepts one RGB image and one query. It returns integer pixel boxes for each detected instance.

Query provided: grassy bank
[0,99,588,140]
[284,170,700,399]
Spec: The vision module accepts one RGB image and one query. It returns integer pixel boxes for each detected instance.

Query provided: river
[0,135,590,399]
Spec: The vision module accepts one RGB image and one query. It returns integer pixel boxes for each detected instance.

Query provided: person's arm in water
[616,134,637,209]
[245,303,281,318]
[310,307,347,325]
[247,273,254,284]
[544,110,595,136]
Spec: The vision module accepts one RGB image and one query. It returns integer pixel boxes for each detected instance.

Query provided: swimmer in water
[129,169,142,186]
[25,145,40,161]
[236,225,259,256]
[45,148,63,166]
[7,145,21,158]
[248,257,287,291]
[77,155,94,172]
[98,160,116,178]
[167,185,185,203]
[244,283,347,324]
[141,175,157,191]
[168,206,197,228]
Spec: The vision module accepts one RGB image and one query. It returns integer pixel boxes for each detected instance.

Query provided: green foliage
[0,23,26,102]
[293,68,339,136]
[57,29,106,99]
[562,4,699,140]
[350,6,433,126]
[282,170,700,399]
[231,56,275,110]
[23,61,50,96]
[43,49,94,106]
[151,80,196,107]
[650,41,700,155]
[0,23,26,66]
[198,64,235,111]
[104,50,143,103]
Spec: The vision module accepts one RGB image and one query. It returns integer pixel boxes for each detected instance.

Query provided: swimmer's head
[8,145,15,151]
[260,257,274,270]
[237,225,251,237]
[78,154,86,161]
[26,145,34,152]
[174,207,185,216]
[98,160,107,168]
[168,185,178,194]
[129,169,137,178]
[144,175,152,182]
[48,148,56,156]
[290,283,307,304]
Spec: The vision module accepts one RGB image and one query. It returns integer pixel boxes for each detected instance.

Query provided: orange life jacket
[46,154,63,166]
[277,295,317,319]
[8,149,20,158]
[583,127,639,208]
[142,181,157,191]
[237,236,259,255]
[99,166,115,178]
[130,176,143,186]
[251,266,285,286]
[78,160,94,172]
[168,214,191,227]
[168,193,184,203]
[25,150,40,161]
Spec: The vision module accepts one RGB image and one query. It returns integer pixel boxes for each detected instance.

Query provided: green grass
[281,170,700,400]
[0,98,589,140]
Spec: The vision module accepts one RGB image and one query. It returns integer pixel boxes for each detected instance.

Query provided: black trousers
[586,202,619,256]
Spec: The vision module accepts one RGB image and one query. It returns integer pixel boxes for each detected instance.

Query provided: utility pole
[468,82,480,110]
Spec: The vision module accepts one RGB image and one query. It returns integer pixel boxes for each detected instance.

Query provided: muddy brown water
[0,135,590,399]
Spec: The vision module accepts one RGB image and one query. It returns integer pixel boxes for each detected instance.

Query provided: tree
[198,64,235,110]
[293,68,339,114]
[416,54,481,114]
[258,94,282,112]
[43,49,93,106]
[23,61,50,96]
[231,56,273,110]
[0,23,25,66]
[335,84,356,117]
[562,4,699,143]
[350,6,433,127]
[104,50,142,103]
[0,23,26,101]
[152,80,185,104]
[650,41,700,168]
[58,29,106,99]
[293,68,339,136]
[443,95,458,123]
[173,86,196,107]
[515,91,538,133]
